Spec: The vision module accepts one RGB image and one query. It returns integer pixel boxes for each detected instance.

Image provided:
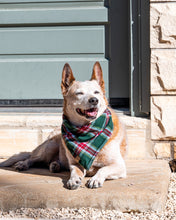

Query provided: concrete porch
[0,109,171,212]
[0,160,170,212]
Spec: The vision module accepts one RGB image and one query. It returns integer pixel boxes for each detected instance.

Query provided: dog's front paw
[67,177,82,190]
[14,161,29,171]
[87,176,105,189]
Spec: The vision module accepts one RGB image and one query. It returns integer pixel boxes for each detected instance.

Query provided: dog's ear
[61,63,75,95]
[91,62,105,94]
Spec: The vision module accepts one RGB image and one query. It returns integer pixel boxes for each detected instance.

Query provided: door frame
[129,0,150,116]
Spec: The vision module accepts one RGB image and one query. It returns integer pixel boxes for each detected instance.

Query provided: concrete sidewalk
[0,160,170,212]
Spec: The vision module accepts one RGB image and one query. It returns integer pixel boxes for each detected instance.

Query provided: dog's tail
[0,152,31,167]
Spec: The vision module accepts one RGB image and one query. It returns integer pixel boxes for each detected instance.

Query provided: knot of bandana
[61,108,114,170]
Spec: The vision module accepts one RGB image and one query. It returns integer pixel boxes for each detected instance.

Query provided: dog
[0,62,127,189]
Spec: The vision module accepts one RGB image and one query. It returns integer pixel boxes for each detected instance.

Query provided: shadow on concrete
[0,166,70,189]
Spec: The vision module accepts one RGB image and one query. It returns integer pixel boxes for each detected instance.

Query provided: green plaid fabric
[61,108,113,170]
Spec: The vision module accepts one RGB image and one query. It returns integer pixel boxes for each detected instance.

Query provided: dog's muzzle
[76,107,98,119]
[76,97,99,119]
[89,97,99,105]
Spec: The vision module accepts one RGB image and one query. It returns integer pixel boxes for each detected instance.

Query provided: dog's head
[61,62,108,126]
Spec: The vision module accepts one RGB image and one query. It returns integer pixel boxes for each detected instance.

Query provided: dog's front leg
[67,163,86,190]
[87,161,126,189]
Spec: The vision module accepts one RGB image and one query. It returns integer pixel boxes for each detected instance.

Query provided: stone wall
[150,0,176,159]
[0,113,153,159]
[0,114,62,157]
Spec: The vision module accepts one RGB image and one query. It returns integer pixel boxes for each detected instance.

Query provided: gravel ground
[0,173,176,220]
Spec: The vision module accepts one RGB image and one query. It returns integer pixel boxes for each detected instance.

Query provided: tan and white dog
[0,62,127,189]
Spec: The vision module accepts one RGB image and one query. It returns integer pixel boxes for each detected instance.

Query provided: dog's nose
[89,97,99,105]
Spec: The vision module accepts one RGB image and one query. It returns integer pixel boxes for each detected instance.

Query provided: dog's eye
[94,91,100,94]
[76,92,84,96]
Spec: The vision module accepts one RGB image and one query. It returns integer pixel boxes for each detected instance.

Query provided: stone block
[0,129,39,157]
[26,115,62,128]
[151,49,176,94]
[153,142,171,158]
[127,129,146,159]
[127,128,154,159]
[151,3,176,48]
[0,115,26,128]
[120,115,149,129]
[151,96,176,140]
[42,129,56,142]
[0,114,62,129]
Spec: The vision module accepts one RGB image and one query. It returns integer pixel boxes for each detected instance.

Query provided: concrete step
[0,160,170,212]
[0,110,153,159]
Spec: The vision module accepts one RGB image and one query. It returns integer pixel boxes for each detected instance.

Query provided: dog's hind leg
[15,135,63,171]
[14,158,32,171]
[49,160,61,173]
[13,145,46,171]
[13,156,42,171]
[0,152,31,167]
[0,151,37,171]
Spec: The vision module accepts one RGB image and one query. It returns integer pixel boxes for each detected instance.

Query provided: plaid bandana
[61,108,113,170]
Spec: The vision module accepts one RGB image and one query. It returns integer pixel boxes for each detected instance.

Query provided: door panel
[0,2,107,25]
[0,26,104,54]
[0,56,108,99]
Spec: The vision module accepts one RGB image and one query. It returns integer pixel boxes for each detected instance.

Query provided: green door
[0,0,108,106]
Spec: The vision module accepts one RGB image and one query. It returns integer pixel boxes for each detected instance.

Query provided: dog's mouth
[76,108,98,119]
